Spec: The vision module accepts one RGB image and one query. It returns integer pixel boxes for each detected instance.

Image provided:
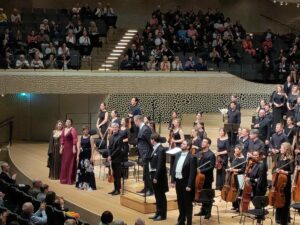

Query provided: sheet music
[166,147,182,155]
[237,174,245,190]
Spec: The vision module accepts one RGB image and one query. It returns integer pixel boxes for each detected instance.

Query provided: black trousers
[175,178,193,225]
[143,160,153,192]
[151,172,167,217]
[201,182,213,216]
[112,162,121,191]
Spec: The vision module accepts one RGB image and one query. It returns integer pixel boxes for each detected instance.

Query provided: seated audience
[0,8,8,25]
[36,184,49,202]
[120,54,132,70]
[147,56,157,71]
[10,9,21,26]
[135,218,145,225]
[31,53,44,69]
[64,219,77,225]
[45,191,66,211]
[15,54,30,69]
[160,55,170,71]
[28,179,43,198]
[194,58,208,71]
[172,56,183,71]
[0,162,16,184]
[45,54,58,69]
[21,202,47,225]
[79,30,91,56]
[99,211,113,225]
[184,56,195,71]
[242,35,256,56]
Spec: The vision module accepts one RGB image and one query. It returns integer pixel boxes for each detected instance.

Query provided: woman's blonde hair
[281,142,293,159]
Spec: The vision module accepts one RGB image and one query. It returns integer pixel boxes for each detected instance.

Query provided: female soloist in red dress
[60,119,78,184]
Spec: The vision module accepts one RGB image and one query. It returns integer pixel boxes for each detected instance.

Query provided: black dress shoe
[112,190,120,195]
[108,190,115,194]
[204,214,211,220]
[149,214,158,219]
[137,189,145,193]
[194,211,205,216]
[153,216,166,221]
[145,190,153,196]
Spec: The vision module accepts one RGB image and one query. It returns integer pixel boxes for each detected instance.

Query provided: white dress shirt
[175,151,188,179]
[149,143,160,172]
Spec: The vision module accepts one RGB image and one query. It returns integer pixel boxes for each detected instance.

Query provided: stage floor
[8,111,287,225]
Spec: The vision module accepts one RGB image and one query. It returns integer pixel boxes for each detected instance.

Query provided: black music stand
[224,123,240,145]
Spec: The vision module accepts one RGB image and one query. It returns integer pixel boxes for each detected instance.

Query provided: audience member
[99,211,113,225]
[172,56,183,71]
[21,202,47,225]
[15,54,30,69]
[64,219,77,225]
[134,218,145,225]
[0,8,8,25]
[28,179,43,198]
[10,9,21,26]
[0,162,17,184]
[36,184,49,202]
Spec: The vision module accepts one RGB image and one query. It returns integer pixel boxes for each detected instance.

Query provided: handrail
[0,116,14,146]
[0,116,14,128]
[260,14,300,33]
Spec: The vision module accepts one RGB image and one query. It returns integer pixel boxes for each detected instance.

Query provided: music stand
[224,123,240,147]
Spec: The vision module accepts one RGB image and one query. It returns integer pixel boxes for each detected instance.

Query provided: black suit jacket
[0,172,15,184]
[171,152,197,190]
[137,124,152,161]
[197,149,216,188]
[254,117,271,142]
[249,161,268,196]
[108,132,123,163]
[149,144,169,193]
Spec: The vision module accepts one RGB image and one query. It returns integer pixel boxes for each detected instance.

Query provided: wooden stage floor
[8,111,299,225]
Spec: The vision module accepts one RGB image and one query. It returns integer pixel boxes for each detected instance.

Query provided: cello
[194,161,210,202]
[292,163,300,202]
[268,160,293,208]
[221,160,247,202]
[240,158,255,213]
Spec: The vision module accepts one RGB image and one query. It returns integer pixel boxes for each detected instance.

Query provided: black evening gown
[98,110,108,135]
[76,136,96,190]
[48,133,61,180]
[272,93,285,126]
[216,138,229,190]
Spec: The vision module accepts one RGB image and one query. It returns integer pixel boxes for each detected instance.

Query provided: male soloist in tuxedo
[134,115,153,195]
[195,137,216,219]
[148,133,168,221]
[108,123,123,195]
[171,140,197,225]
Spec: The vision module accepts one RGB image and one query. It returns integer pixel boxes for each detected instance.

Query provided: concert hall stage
[5,111,279,225]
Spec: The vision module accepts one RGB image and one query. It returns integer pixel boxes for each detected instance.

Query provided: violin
[240,158,255,212]
[194,160,210,202]
[221,160,247,203]
[292,163,300,202]
[268,160,293,208]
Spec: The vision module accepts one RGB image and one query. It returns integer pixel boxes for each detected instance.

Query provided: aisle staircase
[81,28,138,71]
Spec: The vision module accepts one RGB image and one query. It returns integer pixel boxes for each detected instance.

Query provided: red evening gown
[60,127,78,184]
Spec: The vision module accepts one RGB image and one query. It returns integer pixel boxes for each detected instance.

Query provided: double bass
[240,158,255,212]
[221,160,247,202]
[268,160,293,208]
[292,164,300,202]
[194,161,210,202]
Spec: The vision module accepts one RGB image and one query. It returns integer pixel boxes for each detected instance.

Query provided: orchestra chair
[242,196,272,225]
[291,203,300,225]
[194,189,220,224]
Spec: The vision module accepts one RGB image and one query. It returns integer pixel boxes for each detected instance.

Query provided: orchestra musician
[215,128,230,190]
[111,110,121,126]
[270,123,288,164]
[227,101,241,146]
[134,115,153,196]
[107,123,123,195]
[96,102,109,140]
[248,129,265,156]
[245,150,268,225]
[274,142,294,225]
[171,139,197,225]
[193,112,204,126]
[194,137,216,219]
[191,128,201,155]
[236,128,250,157]
[168,111,178,130]
[170,119,184,148]
[227,145,246,212]
[148,133,168,221]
